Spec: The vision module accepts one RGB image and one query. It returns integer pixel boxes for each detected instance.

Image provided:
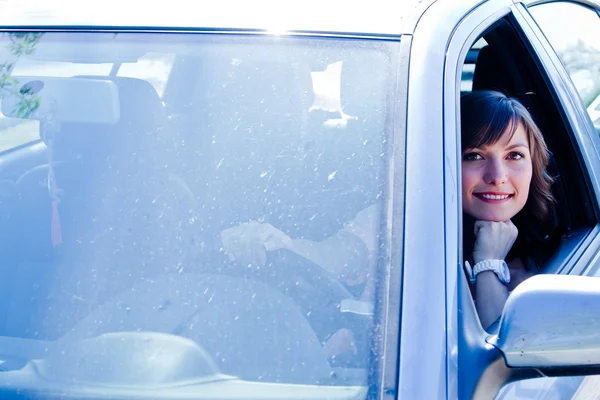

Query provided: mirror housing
[490,274,600,370]
[1,76,120,124]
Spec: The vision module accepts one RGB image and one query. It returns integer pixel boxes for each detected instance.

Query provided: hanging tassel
[51,200,62,247]
[46,128,63,248]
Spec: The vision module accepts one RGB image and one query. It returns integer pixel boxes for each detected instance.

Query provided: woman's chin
[465,211,516,222]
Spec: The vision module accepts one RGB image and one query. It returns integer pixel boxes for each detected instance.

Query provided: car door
[441,0,600,398]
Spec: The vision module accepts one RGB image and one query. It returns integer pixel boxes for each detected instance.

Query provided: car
[1,0,600,399]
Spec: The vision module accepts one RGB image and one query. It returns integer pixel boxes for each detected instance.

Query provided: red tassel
[51,200,62,247]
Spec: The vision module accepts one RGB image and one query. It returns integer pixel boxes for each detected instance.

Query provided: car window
[0,31,398,398]
[455,8,600,397]
[529,2,600,134]
[468,4,600,399]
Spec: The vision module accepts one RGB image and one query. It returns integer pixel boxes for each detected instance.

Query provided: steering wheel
[222,248,357,344]
[265,250,373,369]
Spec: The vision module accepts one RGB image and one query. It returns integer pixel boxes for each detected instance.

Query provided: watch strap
[465,259,510,284]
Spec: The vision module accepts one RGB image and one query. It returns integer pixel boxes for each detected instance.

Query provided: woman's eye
[463,152,482,161]
[508,152,525,160]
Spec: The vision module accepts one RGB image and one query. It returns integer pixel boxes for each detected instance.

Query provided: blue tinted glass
[0,31,396,396]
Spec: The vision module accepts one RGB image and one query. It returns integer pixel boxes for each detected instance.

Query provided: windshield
[0,31,397,399]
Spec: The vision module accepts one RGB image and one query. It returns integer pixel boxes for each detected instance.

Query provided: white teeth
[479,194,509,200]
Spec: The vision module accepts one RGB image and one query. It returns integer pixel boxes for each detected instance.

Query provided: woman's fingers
[472,220,518,263]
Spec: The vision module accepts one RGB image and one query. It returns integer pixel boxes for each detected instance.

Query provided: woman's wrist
[476,270,500,283]
[466,259,511,285]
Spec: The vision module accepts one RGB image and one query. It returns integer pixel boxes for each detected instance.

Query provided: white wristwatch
[464,259,510,285]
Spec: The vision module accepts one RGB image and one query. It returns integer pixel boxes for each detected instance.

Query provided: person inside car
[220,89,556,356]
[461,90,556,329]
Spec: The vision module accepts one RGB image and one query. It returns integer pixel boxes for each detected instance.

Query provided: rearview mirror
[1,76,120,124]
[490,274,600,372]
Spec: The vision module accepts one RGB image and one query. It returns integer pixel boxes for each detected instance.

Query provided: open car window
[456,9,600,400]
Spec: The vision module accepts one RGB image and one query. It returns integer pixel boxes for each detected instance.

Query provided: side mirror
[490,274,600,372]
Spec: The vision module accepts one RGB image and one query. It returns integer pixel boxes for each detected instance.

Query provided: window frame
[444,3,516,399]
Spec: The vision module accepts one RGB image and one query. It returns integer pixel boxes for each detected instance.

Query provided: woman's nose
[483,160,507,185]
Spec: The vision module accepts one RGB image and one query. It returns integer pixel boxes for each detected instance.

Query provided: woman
[220,89,556,351]
[461,90,555,329]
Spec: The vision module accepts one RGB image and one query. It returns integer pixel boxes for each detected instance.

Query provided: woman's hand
[220,221,293,266]
[472,220,518,264]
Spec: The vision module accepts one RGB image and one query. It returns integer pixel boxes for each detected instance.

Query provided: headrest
[472,45,525,95]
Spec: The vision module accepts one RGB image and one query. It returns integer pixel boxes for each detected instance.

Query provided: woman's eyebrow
[505,143,529,151]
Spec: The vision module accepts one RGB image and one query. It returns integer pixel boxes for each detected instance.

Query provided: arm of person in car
[288,231,370,282]
[470,220,519,330]
[221,221,370,282]
[220,205,378,283]
[475,270,509,330]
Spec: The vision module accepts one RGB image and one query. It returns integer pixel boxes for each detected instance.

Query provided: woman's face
[462,122,533,222]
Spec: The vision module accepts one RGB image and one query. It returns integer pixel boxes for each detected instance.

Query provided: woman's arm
[475,271,509,329]
[470,220,518,330]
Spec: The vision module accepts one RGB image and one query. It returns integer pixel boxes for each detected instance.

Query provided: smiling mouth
[474,193,514,202]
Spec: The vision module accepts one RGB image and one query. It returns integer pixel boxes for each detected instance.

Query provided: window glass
[0,34,42,151]
[529,2,600,133]
[12,52,174,97]
[0,116,38,152]
[0,31,397,397]
[116,52,175,97]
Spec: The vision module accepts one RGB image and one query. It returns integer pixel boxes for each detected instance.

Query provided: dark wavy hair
[461,90,556,267]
